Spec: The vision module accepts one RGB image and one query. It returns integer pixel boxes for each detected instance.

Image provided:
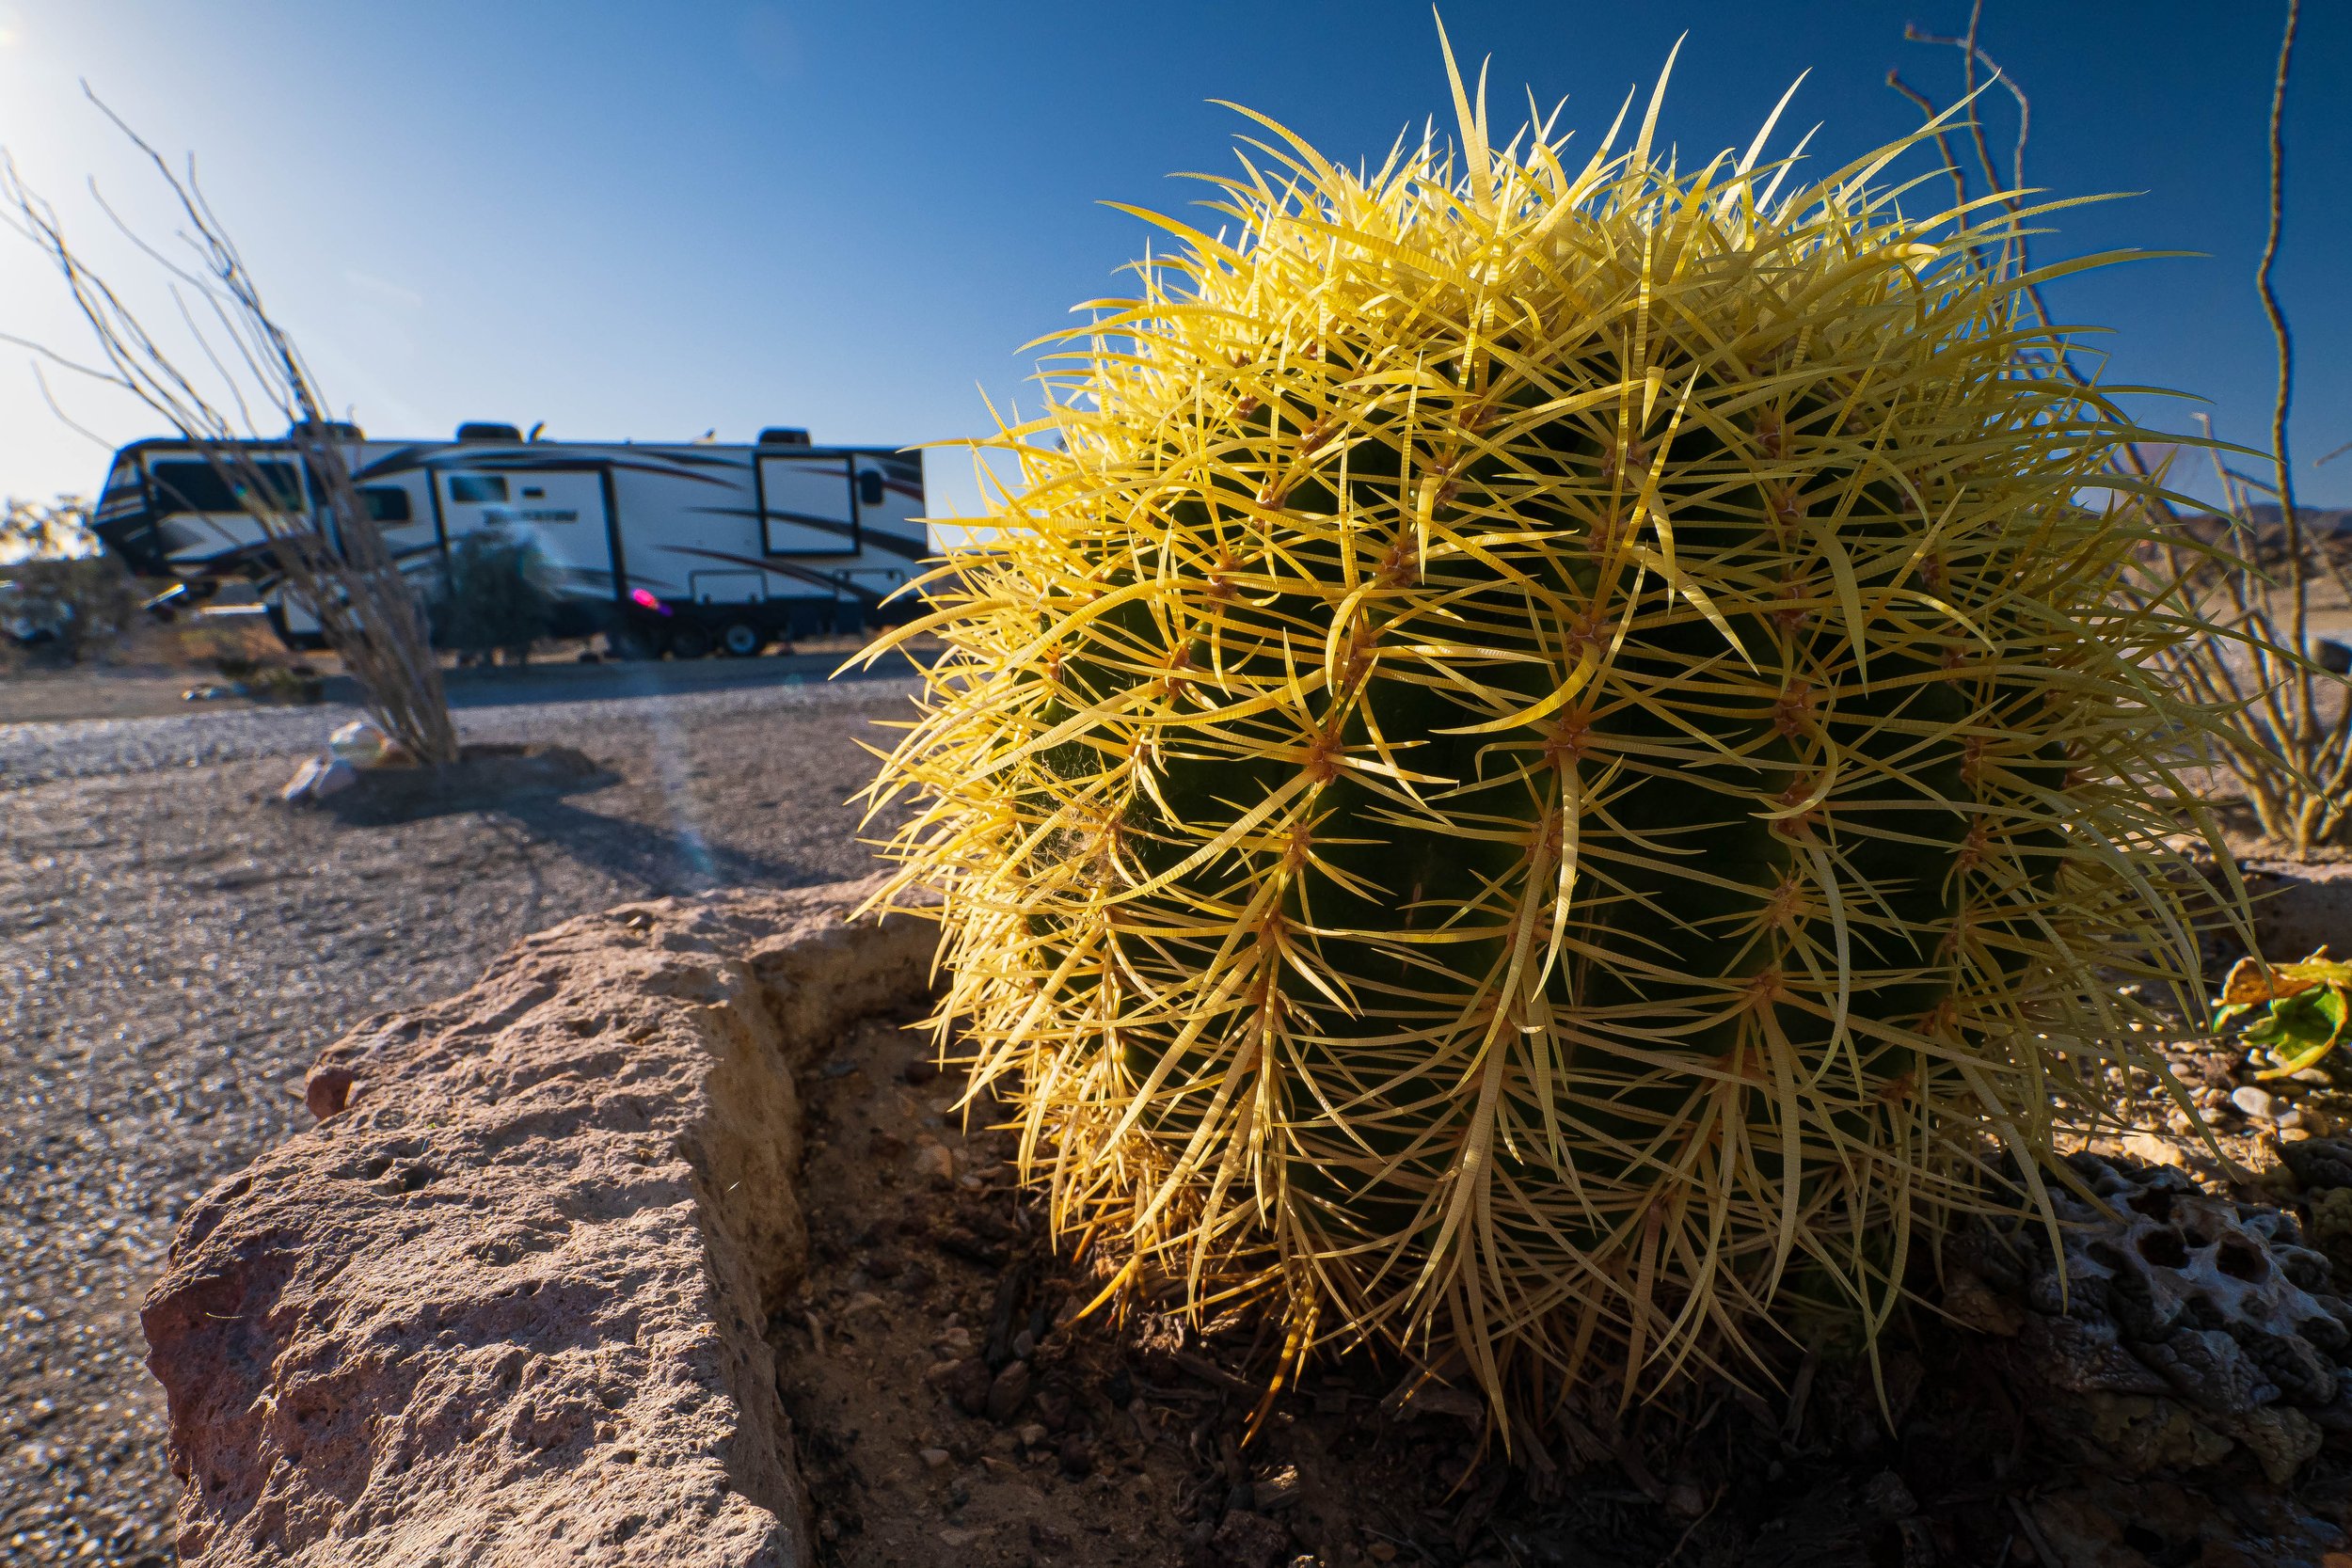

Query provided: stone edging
[140,878,934,1566]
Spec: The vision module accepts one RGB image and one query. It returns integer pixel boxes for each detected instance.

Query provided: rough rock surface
[2241,860,2352,964]
[138,879,933,1567]
[1946,1149,2352,1484]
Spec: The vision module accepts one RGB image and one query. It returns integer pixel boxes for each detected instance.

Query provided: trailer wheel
[718,621,765,657]
[670,625,714,659]
[612,626,662,661]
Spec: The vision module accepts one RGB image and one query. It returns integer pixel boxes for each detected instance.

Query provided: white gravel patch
[0,673,925,789]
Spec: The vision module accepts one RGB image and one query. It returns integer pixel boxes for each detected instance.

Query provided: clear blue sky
[0,0,2342,527]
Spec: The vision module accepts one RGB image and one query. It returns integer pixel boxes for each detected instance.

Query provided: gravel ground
[0,676,923,1565]
[0,666,914,789]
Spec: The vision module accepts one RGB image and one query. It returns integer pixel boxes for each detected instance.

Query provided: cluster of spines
[862,55,2225,1415]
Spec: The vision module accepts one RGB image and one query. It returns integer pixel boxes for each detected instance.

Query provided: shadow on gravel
[311,741,826,894]
[488,791,815,894]
[321,745,616,827]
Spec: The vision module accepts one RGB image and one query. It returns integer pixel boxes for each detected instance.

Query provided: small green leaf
[2251,983,2349,1080]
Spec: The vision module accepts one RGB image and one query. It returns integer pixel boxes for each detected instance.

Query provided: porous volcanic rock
[140,878,932,1567]
[1945,1150,2352,1484]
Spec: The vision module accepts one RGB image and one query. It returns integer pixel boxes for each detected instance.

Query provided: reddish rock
[302,1065,354,1120]
[141,879,932,1567]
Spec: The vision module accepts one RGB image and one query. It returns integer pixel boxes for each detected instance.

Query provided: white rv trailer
[89,421,928,657]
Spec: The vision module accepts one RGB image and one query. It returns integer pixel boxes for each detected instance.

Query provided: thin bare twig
[0,97,457,764]
[1883,71,1970,214]
[1891,3,2335,854]
[2258,0,2306,741]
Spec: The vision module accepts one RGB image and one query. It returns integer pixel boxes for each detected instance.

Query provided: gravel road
[0,676,925,1564]
[0,666,917,789]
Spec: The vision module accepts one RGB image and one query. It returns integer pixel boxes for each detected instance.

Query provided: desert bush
[1895,4,2333,856]
[0,553,137,663]
[0,495,95,560]
[436,527,556,665]
[4,101,458,762]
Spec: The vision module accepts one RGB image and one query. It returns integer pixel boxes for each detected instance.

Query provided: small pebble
[985,1357,1033,1422]
[1253,1464,1302,1511]
[918,1447,951,1471]
[2278,1106,2307,1132]
[2232,1085,2279,1120]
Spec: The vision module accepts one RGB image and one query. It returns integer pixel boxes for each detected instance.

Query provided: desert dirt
[776,1014,2352,1568]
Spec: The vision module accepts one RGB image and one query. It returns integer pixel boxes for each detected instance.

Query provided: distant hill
[2239,503,2352,533]
[2170,504,2352,542]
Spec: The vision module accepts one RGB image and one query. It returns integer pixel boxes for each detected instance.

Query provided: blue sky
[0,0,2342,528]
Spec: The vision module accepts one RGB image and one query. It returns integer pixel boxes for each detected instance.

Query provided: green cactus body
[865,51,2231,1412]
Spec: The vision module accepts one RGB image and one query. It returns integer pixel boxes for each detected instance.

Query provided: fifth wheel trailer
[88,422,929,657]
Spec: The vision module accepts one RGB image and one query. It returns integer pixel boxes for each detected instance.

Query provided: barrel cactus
[865,49,2233,1415]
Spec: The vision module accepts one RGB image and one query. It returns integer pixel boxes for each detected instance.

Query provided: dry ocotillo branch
[0,97,456,765]
[1889,4,2340,853]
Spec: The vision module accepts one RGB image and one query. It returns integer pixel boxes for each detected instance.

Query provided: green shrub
[0,555,138,663]
[437,528,556,665]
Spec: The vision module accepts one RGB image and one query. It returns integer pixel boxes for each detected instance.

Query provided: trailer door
[436,467,615,598]
[757,453,859,556]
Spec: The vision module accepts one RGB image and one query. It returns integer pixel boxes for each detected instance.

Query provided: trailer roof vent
[456,421,522,443]
[289,420,364,441]
[757,427,811,447]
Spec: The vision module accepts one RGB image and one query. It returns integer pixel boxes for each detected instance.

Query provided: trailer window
[361,486,413,523]
[99,456,143,505]
[448,475,508,504]
[150,459,304,514]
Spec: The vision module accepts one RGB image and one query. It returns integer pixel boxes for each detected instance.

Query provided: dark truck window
[362,486,412,523]
[448,475,508,504]
[149,459,304,514]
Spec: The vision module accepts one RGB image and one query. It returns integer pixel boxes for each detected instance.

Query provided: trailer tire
[718,621,765,657]
[669,625,714,659]
[612,626,663,661]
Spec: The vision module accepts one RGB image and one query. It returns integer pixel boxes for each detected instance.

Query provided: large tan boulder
[141,879,932,1567]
